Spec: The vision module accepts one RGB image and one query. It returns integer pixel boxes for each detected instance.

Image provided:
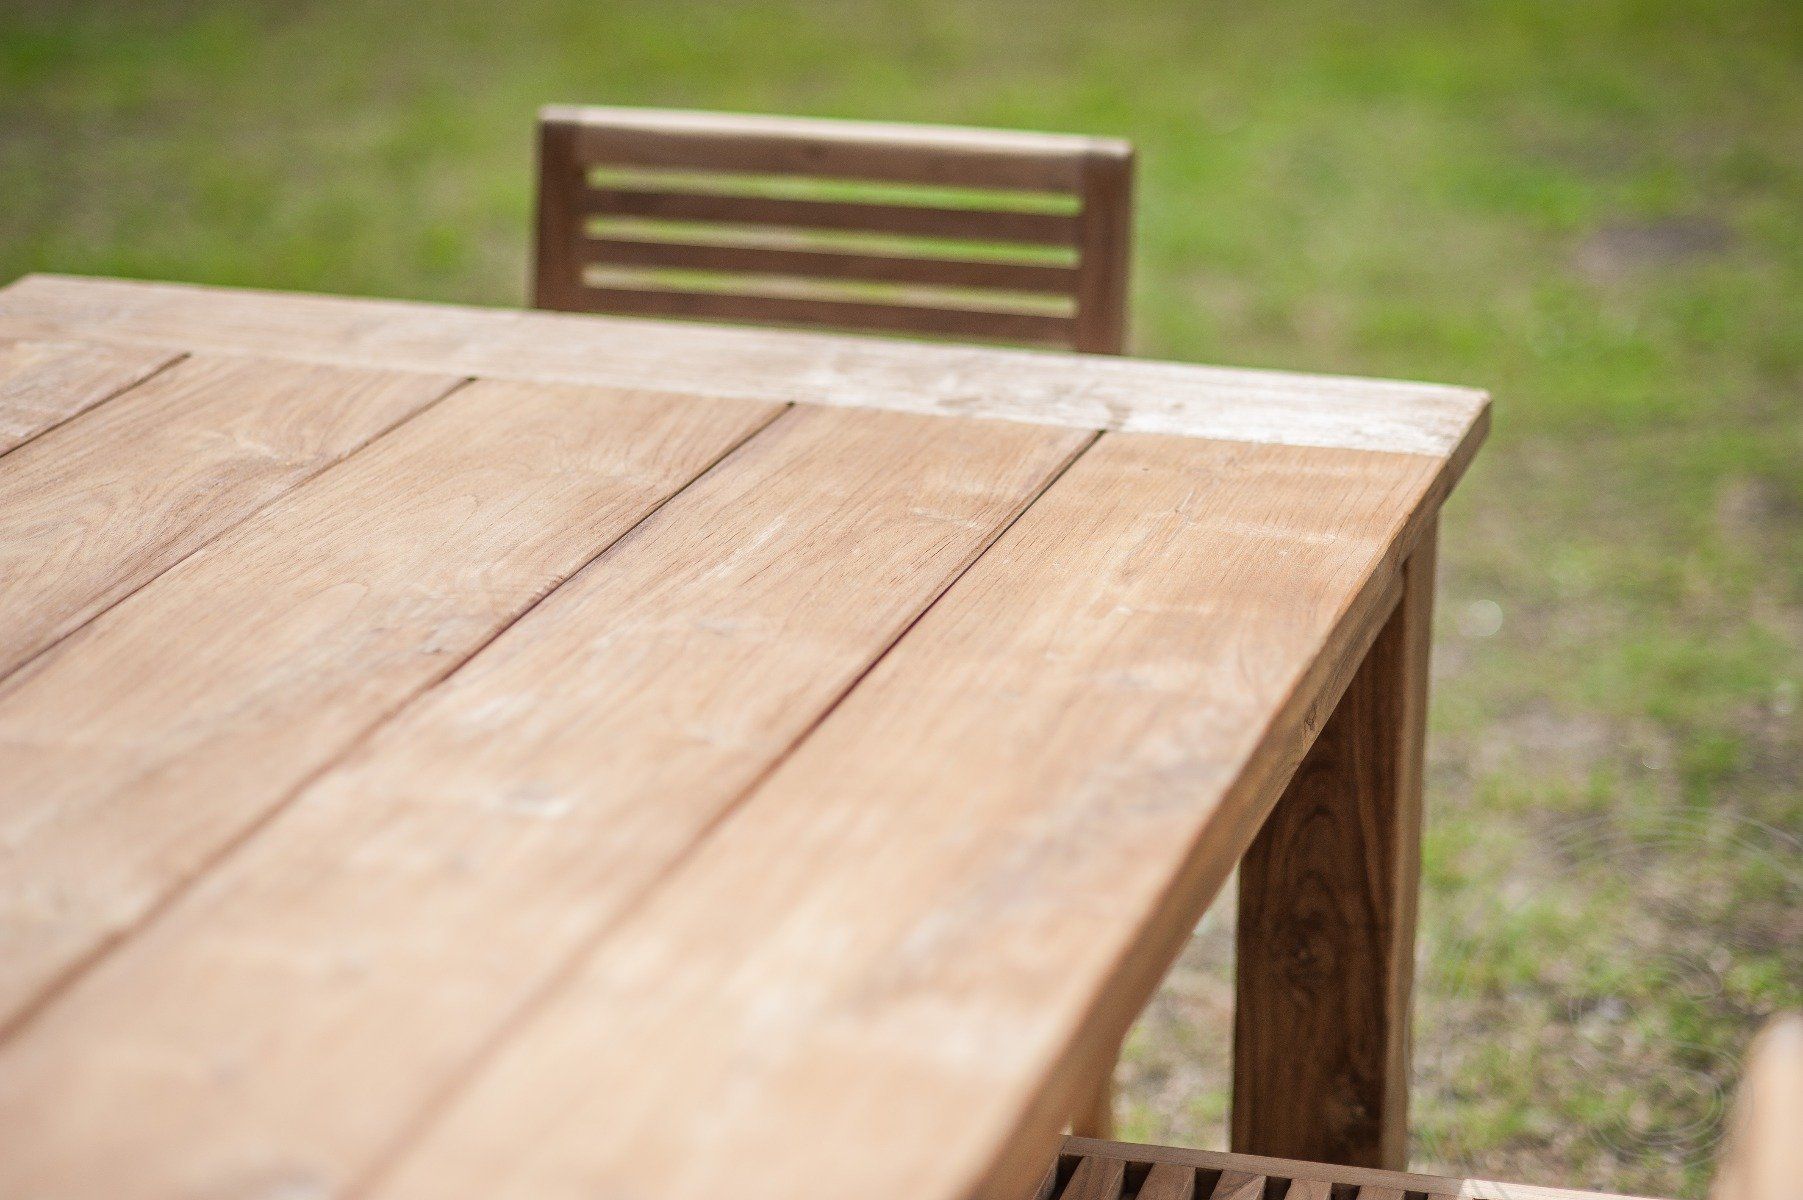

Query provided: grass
[3,0,1798,1194]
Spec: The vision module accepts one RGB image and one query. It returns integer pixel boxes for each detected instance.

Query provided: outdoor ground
[3,0,1798,1195]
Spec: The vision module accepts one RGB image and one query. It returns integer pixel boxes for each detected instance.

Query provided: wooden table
[0,275,1487,1200]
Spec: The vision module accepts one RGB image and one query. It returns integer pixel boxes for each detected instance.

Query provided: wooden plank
[546,105,1122,192]
[0,406,1086,1198]
[574,284,1075,344]
[586,237,1079,293]
[0,339,178,456]
[0,276,1492,463]
[585,187,1081,245]
[0,355,458,681]
[1286,1180,1332,1200]
[1141,1163,1198,1200]
[1233,528,1438,1170]
[361,434,1449,1200]
[1063,1155,1126,1200]
[1355,1188,1404,1200]
[1212,1171,1268,1200]
[0,379,779,1031]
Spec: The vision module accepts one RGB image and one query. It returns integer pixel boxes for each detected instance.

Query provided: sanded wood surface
[0,355,457,679]
[0,379,777,1028]
[0,275,1490,462]
[0,275,1488,1200]
[0,406,1086,1198]
[365,436,1446,1200]
[0,338,177,455]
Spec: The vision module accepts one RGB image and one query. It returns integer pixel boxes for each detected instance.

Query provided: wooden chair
[1051,1014,1801,1200]
[531,106,1134,353]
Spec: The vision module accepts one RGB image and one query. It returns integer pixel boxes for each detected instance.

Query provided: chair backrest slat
[533,106,1133,352]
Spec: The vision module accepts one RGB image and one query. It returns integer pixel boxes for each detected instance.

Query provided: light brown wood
[1063,1154,1127,1200]
[0,406,1087,1198]
[1140,1162,1198,1200]
[0,275,1490,1200]
[1712,1014,1803,1200]
[1071,1064,1117,1139]
[574,284,1075,345]
[0,379,779,1030]
[0,355,458,681]
[1211,1171,1267,1200]
[0,338,178,456]
[531,106,1132,352]
[362,435,1449,1200]
[1058,1137,1661,1200]
[0,276,1492,461]
[1233,527,1438,1169]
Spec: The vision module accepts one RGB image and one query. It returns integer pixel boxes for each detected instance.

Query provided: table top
[0,274,1487,1200]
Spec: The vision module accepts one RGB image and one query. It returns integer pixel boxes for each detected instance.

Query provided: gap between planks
[344,425,1102,1200]
[0,382,791,1042]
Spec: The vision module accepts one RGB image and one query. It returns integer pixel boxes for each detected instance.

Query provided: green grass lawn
[4,0,1798,1194]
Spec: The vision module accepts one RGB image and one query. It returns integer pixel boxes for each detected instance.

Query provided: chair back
[532,106,1133,352]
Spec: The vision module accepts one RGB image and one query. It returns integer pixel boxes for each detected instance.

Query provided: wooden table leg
[1231,524,1437,1169]
[1071,1049,1118,1139]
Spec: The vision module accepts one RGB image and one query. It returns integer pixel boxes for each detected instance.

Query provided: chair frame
[532,105,1134,353]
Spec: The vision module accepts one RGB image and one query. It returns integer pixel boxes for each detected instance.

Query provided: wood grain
[1233,528,1438,1169]
[0,275,1492,462]
[1063,1154,1126,1200]
[1211,1170,1266,1200]
[0,379,778,1030]
[1140,1163,1198,1200]
[363,435,1447,1200]
[0,406,1087,1199]
[572,285,1075,345]
[0,355,458,681]
[0,338,178,456]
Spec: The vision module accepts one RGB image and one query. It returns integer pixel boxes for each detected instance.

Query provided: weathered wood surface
[0,355,457,679]
[364,436,1446,1200]
[1233,529,1438,1169]
[0,275,1488,1200]
[0,338,177,456]
[0,406,1086,1198]
[0,275,1490,463]
[0,378,778,1029]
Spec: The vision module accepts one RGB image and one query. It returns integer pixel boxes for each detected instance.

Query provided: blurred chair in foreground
[1051,1014,1801,1200]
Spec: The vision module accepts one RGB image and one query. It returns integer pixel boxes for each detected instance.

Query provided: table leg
[1230,524,1437,1169]
[1070,1049,1118,1138]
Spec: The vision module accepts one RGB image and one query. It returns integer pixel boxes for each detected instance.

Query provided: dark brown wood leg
[1231,526,1437,1169]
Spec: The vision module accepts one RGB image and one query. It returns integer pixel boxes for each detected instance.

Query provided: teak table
[0,275,1487,1200]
